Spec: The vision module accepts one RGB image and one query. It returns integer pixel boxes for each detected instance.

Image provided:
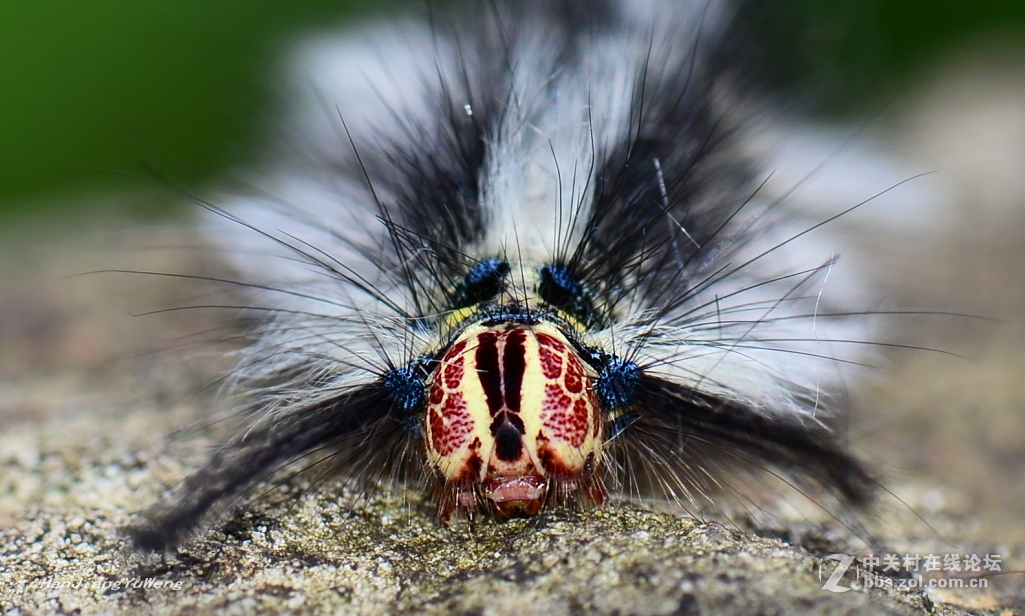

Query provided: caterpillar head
[425,320,605,521]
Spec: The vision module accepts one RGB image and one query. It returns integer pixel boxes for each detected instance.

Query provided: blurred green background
[1,0,1024,222]
[0,0,386,222]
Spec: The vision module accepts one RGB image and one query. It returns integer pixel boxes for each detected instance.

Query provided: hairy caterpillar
[125,0,907,552]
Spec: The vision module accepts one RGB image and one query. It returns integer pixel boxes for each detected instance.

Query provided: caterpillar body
[128,0,891,551]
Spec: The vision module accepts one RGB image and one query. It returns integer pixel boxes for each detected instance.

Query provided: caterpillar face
[126,0,885,551]
[423,319,605,520]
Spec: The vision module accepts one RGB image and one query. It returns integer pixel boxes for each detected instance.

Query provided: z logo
[821,554,855,593]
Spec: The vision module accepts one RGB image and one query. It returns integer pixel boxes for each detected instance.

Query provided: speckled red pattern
[537,332,563,380]
[564,355,584,394]
[442,340,467,387]
[428,343,474,457]
[537,334,595,448]
[443,358,464,390]
[428,392,473,457]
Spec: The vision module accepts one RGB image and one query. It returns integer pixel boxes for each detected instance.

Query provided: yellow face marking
[440,305,480,333]
[549,308,589,334]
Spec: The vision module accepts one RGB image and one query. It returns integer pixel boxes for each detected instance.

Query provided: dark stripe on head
[503,329,527,412]
[475,332,503,416]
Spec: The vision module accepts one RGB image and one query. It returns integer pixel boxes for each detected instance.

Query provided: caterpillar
[126,0,897,552]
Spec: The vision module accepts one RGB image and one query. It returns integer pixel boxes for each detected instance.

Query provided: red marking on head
[535,332,559,347]
[428,408,446,453]
[443,355,465,389]
[536,333,564,380]
[448,339,467,357]
[542,383,573,414]
[428,383,445,405]
[429,392,472,457]
[570,398,590,442]
[563,356,584,393]
[541,382,588,447]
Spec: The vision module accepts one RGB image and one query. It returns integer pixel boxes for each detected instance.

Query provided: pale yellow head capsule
[424,320,606,520]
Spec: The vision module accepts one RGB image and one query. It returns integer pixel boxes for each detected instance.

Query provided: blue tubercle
[538,264,596,325]
[466,258,508,286]
[595,356,639,410]
[541,264,582,296]
[453,258,510,308]
[383,365,426,411]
